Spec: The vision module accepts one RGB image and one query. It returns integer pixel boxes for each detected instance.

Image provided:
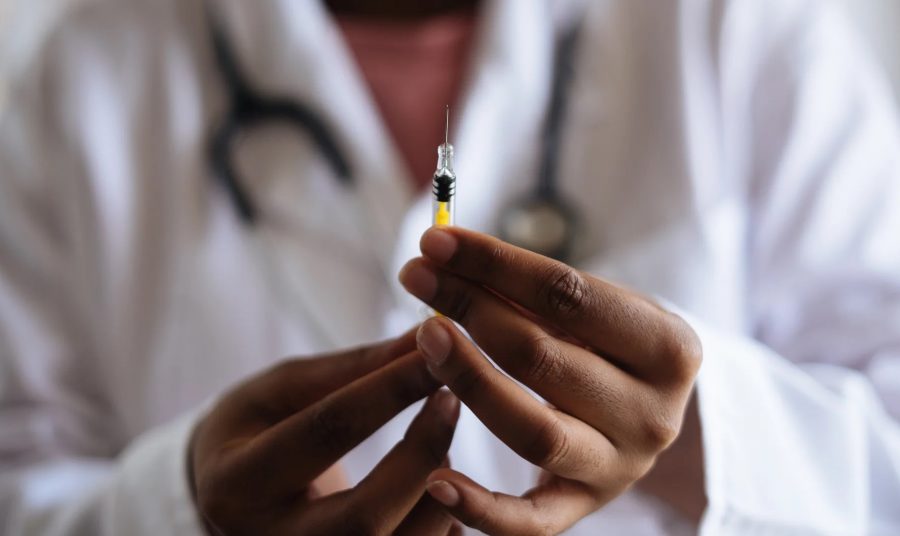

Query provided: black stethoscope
[207,8,582,261]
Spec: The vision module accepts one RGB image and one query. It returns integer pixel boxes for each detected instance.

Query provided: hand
[399,228,702,535]
[638,393,706,523]
[189,329,463,535]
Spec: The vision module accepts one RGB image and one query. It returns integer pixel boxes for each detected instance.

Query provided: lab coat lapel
[212,0,414,348]
[216,0,414,254]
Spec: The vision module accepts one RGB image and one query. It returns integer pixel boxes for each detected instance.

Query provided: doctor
[1,0,899,535]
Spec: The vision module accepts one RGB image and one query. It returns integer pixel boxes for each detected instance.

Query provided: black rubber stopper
[432,172,456,202]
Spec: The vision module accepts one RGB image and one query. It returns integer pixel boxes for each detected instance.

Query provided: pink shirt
[336,10,478,191]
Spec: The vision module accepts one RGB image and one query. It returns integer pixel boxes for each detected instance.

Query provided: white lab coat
[1,0,899,534]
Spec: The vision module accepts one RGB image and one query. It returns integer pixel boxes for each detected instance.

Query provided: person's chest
[55,3,743,533]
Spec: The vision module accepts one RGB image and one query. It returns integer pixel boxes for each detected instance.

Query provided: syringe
[432,105,456,227]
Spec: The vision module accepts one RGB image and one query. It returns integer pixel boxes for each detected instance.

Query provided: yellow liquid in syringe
[435,201,452,226]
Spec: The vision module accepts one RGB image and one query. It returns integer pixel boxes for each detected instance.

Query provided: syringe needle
[433,104,456,227]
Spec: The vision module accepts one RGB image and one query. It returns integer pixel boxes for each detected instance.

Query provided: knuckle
[518,332,564,385]
[639,411,681,452]
[473,240,509,278]
[522,500,560,536]
[308,404,355,454]
[461,492,505,535]
[466,503,494,533]
[448,365,489,401]
[423,439,449,467]
[539,265,588,317]
[439,283,475,324]
[661,314,703,383]
[523,417,570,469]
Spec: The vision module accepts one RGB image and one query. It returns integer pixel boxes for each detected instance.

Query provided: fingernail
[433,389,459,425]
[421,229,458,264]
[399,261,438,301]
[417,320,451,367]
[427,480,460,507]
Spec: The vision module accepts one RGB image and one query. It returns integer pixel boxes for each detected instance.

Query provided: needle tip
[444,105,450,146]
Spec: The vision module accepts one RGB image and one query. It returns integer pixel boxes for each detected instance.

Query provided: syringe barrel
[432,172,455,226]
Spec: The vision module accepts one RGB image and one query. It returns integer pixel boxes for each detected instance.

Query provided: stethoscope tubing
[205,4,582,261]
[206,4,352,225]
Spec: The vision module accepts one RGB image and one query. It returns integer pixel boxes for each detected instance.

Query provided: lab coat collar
[210,0,557,345]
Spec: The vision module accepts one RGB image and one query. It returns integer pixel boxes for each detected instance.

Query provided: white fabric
[836,0,900,94]
[0,0,898,534]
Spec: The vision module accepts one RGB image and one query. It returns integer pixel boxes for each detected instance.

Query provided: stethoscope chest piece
[498,195,578,262]
[497,21,583,263]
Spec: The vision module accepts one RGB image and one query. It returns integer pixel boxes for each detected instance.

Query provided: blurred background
[1,0,899,110]
[843,0,900,96]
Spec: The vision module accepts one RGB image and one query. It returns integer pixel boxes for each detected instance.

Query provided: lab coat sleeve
[0,47,205,536]
[695,1,900,533]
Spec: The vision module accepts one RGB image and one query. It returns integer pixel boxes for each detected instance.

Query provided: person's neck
[324,0,479,20]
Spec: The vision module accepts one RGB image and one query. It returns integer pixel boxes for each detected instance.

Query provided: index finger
[247,325,421,413]
[235,352,440,495]
[418,227,699,379]
[290,391,460,535]
[295,324,422,398]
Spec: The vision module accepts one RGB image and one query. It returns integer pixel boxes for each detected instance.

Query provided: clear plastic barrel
[433,197,455,226]
[433,143,456,226]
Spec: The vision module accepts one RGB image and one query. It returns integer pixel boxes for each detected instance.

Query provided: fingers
[394,457,462,536]
[237,351,440,494]
[415,316,616,480]
[416,227,701,381]
[394,494,459,536]
[348,390,460,533]
[392,494,459,536]
[401,259,650,440]
[288,391,460,535]
[425,469,600,536]
[251,325,421,412]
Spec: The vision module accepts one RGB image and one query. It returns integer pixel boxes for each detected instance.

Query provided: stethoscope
[207,7,582,262]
